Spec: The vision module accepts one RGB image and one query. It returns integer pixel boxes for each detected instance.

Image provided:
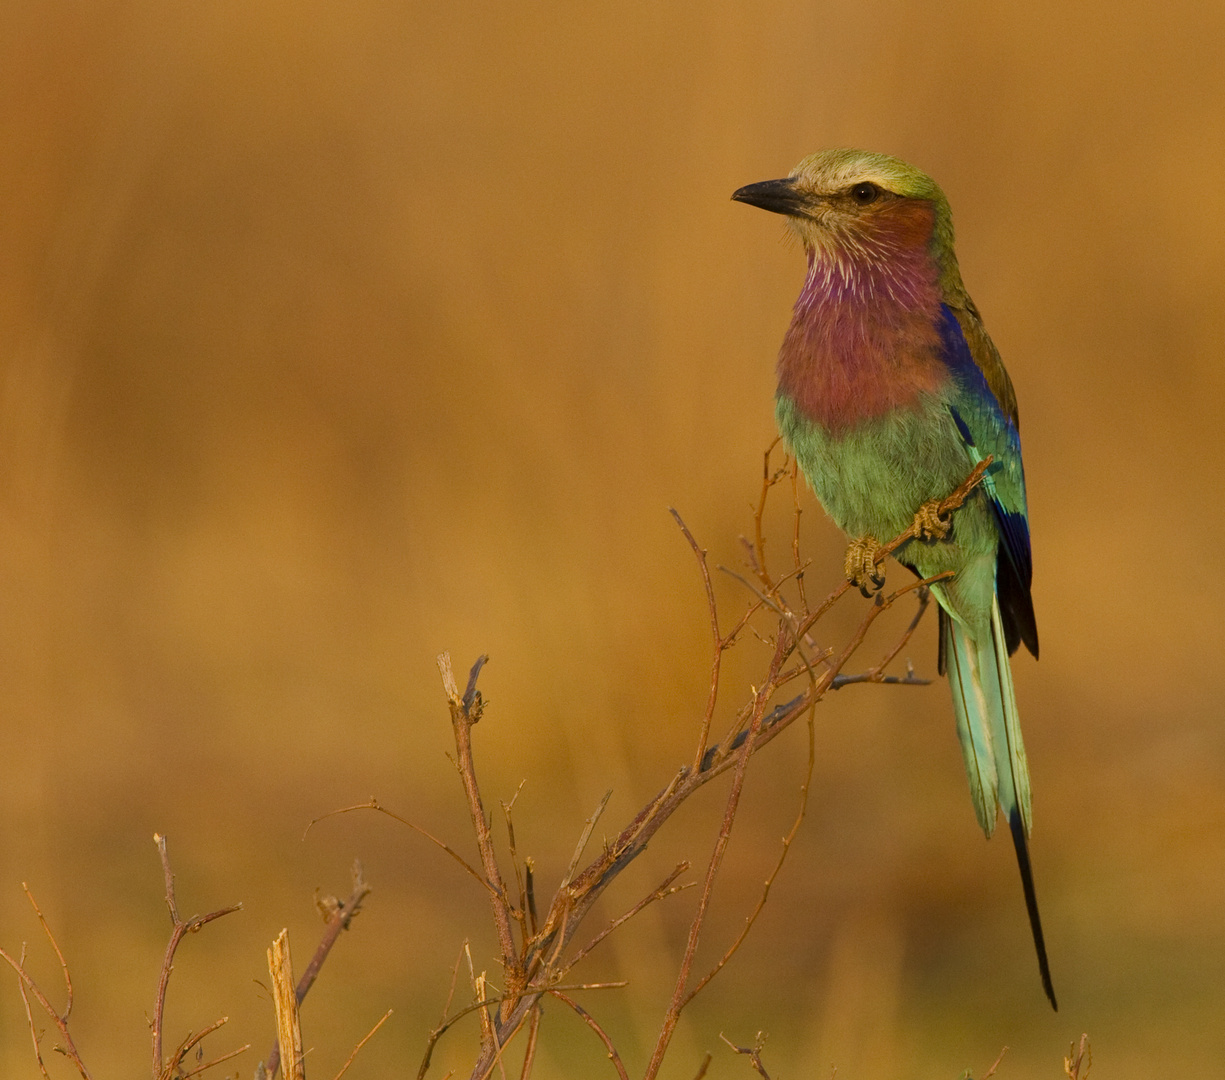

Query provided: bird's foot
[844,536,886,597]
[912,498,952,542]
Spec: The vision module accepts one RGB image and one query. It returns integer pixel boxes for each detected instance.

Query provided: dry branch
[259,861,374,1079]
[152,833,243,1080]
[0,883,92,1080]
[407,450,996,1078]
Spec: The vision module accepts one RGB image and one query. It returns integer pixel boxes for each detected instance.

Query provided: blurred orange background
[3,1,1224,1077]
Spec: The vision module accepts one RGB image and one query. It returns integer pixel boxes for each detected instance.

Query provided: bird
[732,148,1056,1010]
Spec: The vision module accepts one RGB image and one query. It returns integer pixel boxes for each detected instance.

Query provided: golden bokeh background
[3,1,1223,1076]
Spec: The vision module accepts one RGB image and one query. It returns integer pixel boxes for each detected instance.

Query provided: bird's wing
[937,304,1038,659]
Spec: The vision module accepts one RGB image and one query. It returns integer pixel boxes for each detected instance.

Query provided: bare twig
[644,630,788,1080]
[151,834,242,1080]
[517,1004,542,1080]
[16,944,53,1080]
[548,990,630,1080]
[830,584,934,688]
[720,1033,772,1079]
[669,507,724,774]
[306,799,489,896]
[563,791,613,887]
[790,457,809,611]
[1064,1034,1092,1079]
[561,862,693,976]
[23,883,73,1018]
[261,862,373,1079]
[158,1018,247,1080]
[750,435,787,587]
[684,698,816,1005]
[0,893,93,1080]
[439,653,521,1009]
[417,984,626,1080]
[331,1009,393,1080]
[981,1045,1009,1079]
[424,457,993,1078]
[178,1041,252,1079]
[502,783,531,949]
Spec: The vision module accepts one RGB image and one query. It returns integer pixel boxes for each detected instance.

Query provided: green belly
[775,390,999,588]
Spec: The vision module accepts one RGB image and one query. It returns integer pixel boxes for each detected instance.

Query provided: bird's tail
[944,598,1057,1010]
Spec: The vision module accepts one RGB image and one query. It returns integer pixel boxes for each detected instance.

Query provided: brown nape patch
[869,197,936,249]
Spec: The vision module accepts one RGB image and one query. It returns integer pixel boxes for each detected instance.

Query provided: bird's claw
[845,536,886,597]
[912,499,952,542]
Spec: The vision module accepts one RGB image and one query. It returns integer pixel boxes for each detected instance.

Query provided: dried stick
[417,983,626,1080]
[750,436,788,586]
[981,1045,1009,1079]
[684,700,816,1005]
[307,799,489,897]
[502,783,531,948]
[720,1033,773,1079]
[151,834,242,1080]
[644,630,788,1080]
[438,653,521,1004]
[790,457,810,611]
[669,508,725,775]
[517,1004,542,1080]
[178,1041,252,1079]
[3,884,85,1080]
[260,861,373,1079]
[1064,1035,1092,1080]
[269,930,305,1080]
[433,458,992,1078]
[332,1009,393,1080]
[23,883,73,1017]
[15,944,54,1080]
[830,584,934,688]
[0,933,93,1080]
[159,1018,248,1080]
[560,862,693,976]
[548,990,630,1080]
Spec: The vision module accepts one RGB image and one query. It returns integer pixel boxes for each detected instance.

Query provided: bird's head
[733,149,960,290]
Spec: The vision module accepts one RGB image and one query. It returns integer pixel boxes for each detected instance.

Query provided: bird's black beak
[731,176,808,217]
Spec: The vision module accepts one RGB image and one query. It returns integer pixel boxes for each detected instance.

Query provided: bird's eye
[850,181,882,205]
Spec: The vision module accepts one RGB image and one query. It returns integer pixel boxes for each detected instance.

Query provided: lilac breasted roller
[733,149,1056,1009]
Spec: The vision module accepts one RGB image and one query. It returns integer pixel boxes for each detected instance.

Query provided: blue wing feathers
[939,308,1038,658]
